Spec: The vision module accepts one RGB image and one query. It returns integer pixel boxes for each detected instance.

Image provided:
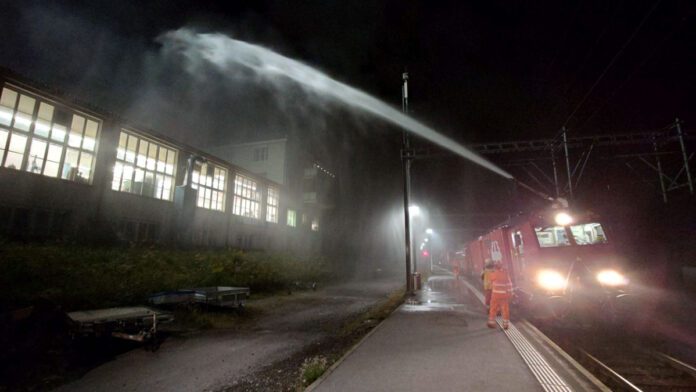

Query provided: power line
[562,0,663,129]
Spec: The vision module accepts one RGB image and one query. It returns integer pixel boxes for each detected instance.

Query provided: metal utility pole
[551,149,560,197]
[653,135,668,203]
[562,127,573,200]
[401,71,414,294]
[675,118,694,195]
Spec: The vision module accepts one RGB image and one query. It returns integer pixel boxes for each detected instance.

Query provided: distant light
[422,250,429,257]
[424,238,429,242]
[409,205,421,217]
[554,212,573,226]
[426,228,434,234]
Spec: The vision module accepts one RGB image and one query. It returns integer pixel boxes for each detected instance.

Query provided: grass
[299,356,329,387]
[0,242,332,312]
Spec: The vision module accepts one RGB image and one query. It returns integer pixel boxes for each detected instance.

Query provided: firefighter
[481,259,495,311]
[487,260,513,330]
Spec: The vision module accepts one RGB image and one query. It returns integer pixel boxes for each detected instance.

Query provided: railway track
[532,322,696,392]
[579,348,696,391]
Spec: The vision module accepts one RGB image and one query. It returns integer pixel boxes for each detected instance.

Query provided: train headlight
[537,269,567,291]
[554,212,573,226]
[596,270,628,286]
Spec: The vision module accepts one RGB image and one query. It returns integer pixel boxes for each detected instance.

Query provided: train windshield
[535,222,608,247]
[535,226,571,247]
[569,222,608,245]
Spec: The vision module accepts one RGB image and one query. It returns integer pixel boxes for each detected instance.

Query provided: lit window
[0,86,100,183]
[112,130,177,201]
[569,223,608,245]
[232,173,260,218]
[287,209,296,227]
[192,161,227,211]
[266,186,279,223]
[535,226,571,248]
[311,218,319,231]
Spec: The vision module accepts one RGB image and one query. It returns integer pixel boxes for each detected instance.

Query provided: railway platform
[309,274,608,392]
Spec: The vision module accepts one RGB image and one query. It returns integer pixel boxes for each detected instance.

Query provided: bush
[0,244,331,311]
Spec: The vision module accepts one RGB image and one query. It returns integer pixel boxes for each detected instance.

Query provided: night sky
[1,0,694,259]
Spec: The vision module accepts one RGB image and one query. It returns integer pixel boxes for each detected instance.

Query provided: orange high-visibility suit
[487,268,513,329]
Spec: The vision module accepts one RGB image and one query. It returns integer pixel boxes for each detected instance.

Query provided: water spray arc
[160,29,512,180]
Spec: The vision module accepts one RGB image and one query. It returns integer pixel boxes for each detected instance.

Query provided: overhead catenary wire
[561,0,663,130]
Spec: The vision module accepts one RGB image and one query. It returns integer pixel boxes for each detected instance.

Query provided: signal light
[422,250,429,257]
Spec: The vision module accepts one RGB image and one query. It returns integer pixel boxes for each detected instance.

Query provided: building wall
[208,139,288,185]
[0,74,320,253]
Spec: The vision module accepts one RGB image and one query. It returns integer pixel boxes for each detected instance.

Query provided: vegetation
[299,356,329,387]
[0,243,331,311]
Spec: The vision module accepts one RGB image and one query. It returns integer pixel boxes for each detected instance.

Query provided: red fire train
[455,207,632,321]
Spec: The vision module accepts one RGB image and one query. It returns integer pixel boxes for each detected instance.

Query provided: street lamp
[425,228,433,235]
[409,205,421,217]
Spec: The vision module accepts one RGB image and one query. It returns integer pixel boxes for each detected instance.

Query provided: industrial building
[0,70,332,254]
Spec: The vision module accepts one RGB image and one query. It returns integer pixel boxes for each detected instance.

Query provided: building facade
[0,71,321,254]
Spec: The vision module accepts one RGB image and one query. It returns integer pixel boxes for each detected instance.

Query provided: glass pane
[83,120,98,151]
[51,124,67,142]
[35,119,51,138]
[0,128,7,153]
[117,133,126,160]
[126,134,137,162]
[133,168,145,194]
[8,132,27,153]
[4,151,23,169]
[4,133,27,169]
[43,161,59,178]
[47,143,63,162]
[137,140,148,168]
[143,171,155,197]
[157,148,167,173]
[121,164,134,192]
[27,139,47,173]
[62,148,80,180]
[13,112,32,131]
[0,89,16,127]
[166,149,176,175]
[0,105,13,126]
[147,143,157,170]
[0,88,17,109]
[17,95,35,115]
[535,226,571,248]
[570,223,608,245]
[37,102,53,120]
[68,115,84,148]
[78,152,93,181]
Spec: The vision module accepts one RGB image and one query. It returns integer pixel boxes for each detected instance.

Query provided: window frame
[191,161,227,212]
[232,173,261,219]
[0,84,101,184]
[112,129,178,201]
[266,186,279,223]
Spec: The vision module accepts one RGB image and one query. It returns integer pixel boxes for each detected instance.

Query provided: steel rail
[579,349,643,392]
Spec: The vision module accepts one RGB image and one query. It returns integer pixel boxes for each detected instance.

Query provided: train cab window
[512,231,524,254]
[569,223,608,245]
[535,226,571,247]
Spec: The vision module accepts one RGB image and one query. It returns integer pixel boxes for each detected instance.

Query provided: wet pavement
[55,278,402,392]
[312,275,544,392]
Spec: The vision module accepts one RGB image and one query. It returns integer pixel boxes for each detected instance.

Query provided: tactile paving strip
[461,279,573,392]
